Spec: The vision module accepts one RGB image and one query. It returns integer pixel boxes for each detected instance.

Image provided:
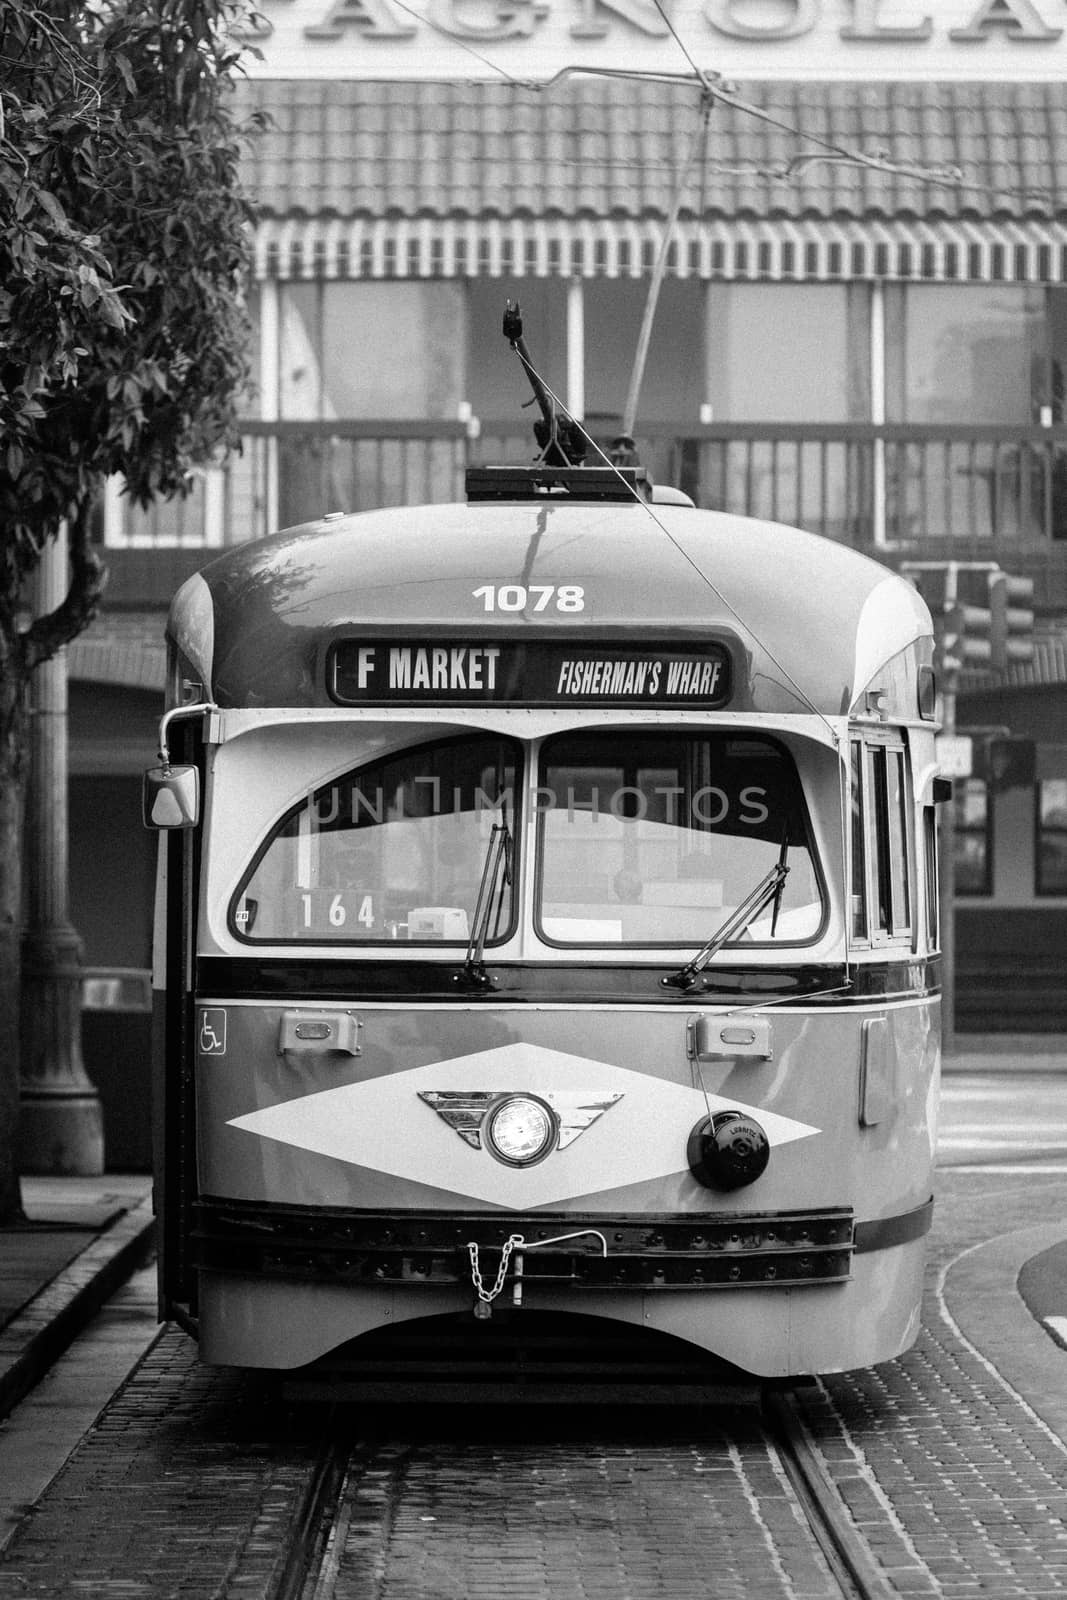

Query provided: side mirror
[143,765,200,829]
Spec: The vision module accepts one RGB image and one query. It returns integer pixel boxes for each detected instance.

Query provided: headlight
[687,1110,770,1190]
[484,1095,557,1167]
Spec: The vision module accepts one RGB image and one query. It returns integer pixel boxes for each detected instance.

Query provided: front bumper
[193,1200,872,1290]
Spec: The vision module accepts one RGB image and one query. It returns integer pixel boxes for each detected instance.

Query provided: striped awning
[254,214,1067,284]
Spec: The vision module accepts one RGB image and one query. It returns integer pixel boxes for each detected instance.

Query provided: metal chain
[467,1234,525,1303]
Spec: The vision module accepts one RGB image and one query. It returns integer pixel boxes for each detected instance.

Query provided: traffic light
[899,563,947,616]
[941,600,992,672]
[988,572,1035,669]
[899,562,992,675]
[982,736,1036,792]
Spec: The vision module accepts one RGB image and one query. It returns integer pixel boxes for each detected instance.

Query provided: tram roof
[170,499,932,718]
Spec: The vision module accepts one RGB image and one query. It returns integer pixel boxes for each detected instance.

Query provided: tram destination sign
[329,639,732,708]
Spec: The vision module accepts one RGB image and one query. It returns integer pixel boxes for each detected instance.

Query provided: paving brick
[5,1169,1067,1596]
[790,1178,1067,1599]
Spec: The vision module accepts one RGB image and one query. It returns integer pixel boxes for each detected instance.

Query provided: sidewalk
[0,1174,155,1424]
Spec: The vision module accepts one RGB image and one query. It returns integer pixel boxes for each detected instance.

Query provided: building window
[102,469,223,550]
[886,285,1045,427]
[954,778,992,896]
[278,282,466,421]
[260,281,470,527]
[278,283,321,419]
[884,285,1063,541]
[1036,779,1067,896]
[706,283,864,422]
[585,278,704,423]
[702,283,867,536]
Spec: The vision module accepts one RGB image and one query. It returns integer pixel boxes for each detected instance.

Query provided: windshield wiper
[662,834,790,992]
[459,821,513,988]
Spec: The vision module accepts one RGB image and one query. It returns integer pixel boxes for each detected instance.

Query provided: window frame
[1035,777,1067,898]
[848,738,869,942]
[532,728,827,952]
[923,805,940,951]
[953,775,993,899]
[849,730,915,950]
[226,731,523,948]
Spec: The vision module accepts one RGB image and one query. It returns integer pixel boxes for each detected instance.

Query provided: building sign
[329,639,732,706]
[936,733,973,779]
[238,0,1067,80]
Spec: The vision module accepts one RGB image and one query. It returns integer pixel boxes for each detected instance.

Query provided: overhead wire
[621,88,713,436]
[456,0,908,743]
[322,0,1066,210]
[648,0,721,95]
[371,144,1058,208]
[328,3,943,987]
[505,337,841,746]
[374,0,873,978]
[328,4,1014,716]
[535,52,1060,204]
[382,0,534,81]
[504,338,851,991]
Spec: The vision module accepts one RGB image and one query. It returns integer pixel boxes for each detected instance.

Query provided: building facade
[65,1,1067,1163]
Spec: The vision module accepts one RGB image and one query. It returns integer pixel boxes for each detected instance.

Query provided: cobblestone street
[2,1153,1066,1598]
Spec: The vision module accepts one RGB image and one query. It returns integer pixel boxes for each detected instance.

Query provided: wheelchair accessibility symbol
[199,1008,227,1056]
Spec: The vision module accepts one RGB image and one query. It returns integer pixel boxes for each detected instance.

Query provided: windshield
[230,734,518,944]
[536,731,823,947]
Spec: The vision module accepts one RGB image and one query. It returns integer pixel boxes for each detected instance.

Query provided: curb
[0,1198,157,1425]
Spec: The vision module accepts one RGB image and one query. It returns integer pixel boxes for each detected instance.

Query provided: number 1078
[472,584,585,613]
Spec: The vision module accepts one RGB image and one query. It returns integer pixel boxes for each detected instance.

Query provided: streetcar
[145,422,941,1385]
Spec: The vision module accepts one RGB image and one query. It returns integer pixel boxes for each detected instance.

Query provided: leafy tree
[0,0,261,1219]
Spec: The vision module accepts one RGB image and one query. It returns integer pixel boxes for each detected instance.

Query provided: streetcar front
[148,480,940,1381]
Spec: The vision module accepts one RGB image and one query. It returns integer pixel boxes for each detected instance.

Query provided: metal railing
[108,420,1067,593]
[632,423,1067,552]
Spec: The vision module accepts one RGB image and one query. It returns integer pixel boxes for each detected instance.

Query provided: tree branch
[21,500,109,674]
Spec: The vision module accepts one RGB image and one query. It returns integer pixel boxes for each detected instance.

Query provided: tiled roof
[235,78,1067,223]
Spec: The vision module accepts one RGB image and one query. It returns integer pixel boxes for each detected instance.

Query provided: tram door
[147,716,205,1320]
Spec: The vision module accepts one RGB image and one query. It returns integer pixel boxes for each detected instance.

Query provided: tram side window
[229,735,518,944]
[855,740,912,944]
[886,748,911,931]
[849,741,868,939]
[923,807,939,948]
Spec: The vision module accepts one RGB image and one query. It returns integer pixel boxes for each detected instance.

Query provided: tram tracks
[269,1390,899,1600]
[762,1390,897,1600]
[272,1420,360,1600]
